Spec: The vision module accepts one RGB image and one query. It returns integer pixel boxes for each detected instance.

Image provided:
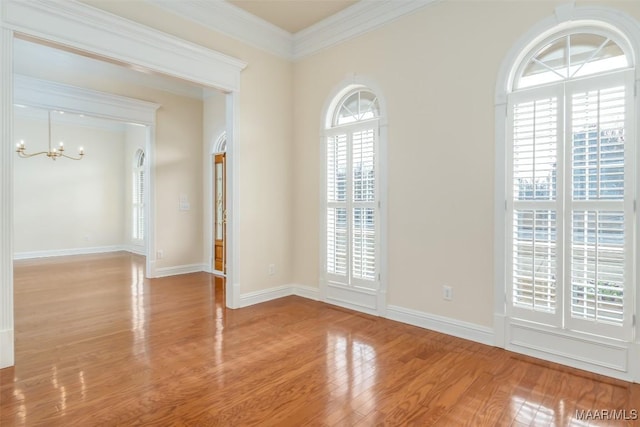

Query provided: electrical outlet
[443,285,453,301]
[157,250,164,259]
[268,264,275,275]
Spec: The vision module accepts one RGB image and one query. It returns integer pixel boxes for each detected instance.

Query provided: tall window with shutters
[325,88,380,291]
[133,149,145,242]
[508,31,635,340]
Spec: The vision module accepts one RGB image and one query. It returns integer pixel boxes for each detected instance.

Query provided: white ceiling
[227,0,358,33]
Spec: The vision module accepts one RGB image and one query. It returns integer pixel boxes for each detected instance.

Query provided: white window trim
[495,4,640,382]
[133,149,145,244]
[320,76,388,316]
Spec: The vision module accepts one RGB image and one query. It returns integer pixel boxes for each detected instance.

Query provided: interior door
[214,153,226,273]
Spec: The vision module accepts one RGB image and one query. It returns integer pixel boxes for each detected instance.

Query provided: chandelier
[15,110,85,160]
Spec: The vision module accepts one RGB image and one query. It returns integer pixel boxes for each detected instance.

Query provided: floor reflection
[130,259,148,361]
[326,332,377,412]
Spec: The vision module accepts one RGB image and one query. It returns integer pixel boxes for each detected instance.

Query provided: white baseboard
[0,328,14,369]
[292,284,320,300]
[13,245,127,260]
[239,285,292,308]
[126,245,146,256]
[386,305,495,347]
[238,284,320,308]
[154,264,208,278]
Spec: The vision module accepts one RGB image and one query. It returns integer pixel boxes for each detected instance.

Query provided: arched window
[506,26,635,340]
[323,86,382,310]
[133,149,145,242]
[213,132,226,153]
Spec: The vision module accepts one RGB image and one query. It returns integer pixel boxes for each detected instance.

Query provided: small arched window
[132,149,145,242]
[332,89,379,126]
[514,31,630,89]
[324,86,381,307]
[213,132,226,153]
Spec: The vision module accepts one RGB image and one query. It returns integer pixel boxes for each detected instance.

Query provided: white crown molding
[293,0,441,60]
[14,75,160,126]
[144,0,438,60]
[1,0,247,92]
[147,0,293,59]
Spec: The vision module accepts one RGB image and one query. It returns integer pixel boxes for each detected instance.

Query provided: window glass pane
[352,207,376,282]
[572,86,625,201]
[327,134,347,202]
[522,37,567,83]
[516,34,628,89]
[334,90,379,126]
[215,163,223,241]
[571,210,624,324]
[327,207,347,276]
[352,129,376,202]
[513,98,558,201]
[512,209,557,313]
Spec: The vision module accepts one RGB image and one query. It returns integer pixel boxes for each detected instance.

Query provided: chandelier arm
[17,151,50,158]
[59,153,84,161]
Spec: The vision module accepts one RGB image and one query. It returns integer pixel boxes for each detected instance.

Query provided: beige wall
[292,0,640,327]
[14,113,126,253]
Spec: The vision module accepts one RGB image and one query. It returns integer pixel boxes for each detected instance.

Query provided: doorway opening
[211,133,227,277]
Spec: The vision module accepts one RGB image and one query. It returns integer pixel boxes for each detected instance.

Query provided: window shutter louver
[568,84,628,331]
[511,96,559,315]
[352,129,376,283]
[327,134,348,277]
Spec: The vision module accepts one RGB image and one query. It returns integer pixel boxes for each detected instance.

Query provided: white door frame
[0,0,247,368]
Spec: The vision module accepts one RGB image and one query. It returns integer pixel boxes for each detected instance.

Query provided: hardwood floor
[1,252,639,426]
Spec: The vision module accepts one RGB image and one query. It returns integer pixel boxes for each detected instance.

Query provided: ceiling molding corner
[146,0,294,60]
[292,0,440,60]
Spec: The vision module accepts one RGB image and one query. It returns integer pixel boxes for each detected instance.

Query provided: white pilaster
[0,27,15,369]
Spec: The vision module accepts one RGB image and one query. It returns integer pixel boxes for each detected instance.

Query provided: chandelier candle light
[16,110,85,160]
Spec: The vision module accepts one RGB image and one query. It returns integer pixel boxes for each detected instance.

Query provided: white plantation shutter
[326,124,379,288]
[352,129,376,284]
[327,134,347,277]
[566,77,632,339]
[509,90,562,324]
[508,65,633,339]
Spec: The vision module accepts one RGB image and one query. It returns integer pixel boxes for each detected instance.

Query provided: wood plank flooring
[1,252,639,426]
